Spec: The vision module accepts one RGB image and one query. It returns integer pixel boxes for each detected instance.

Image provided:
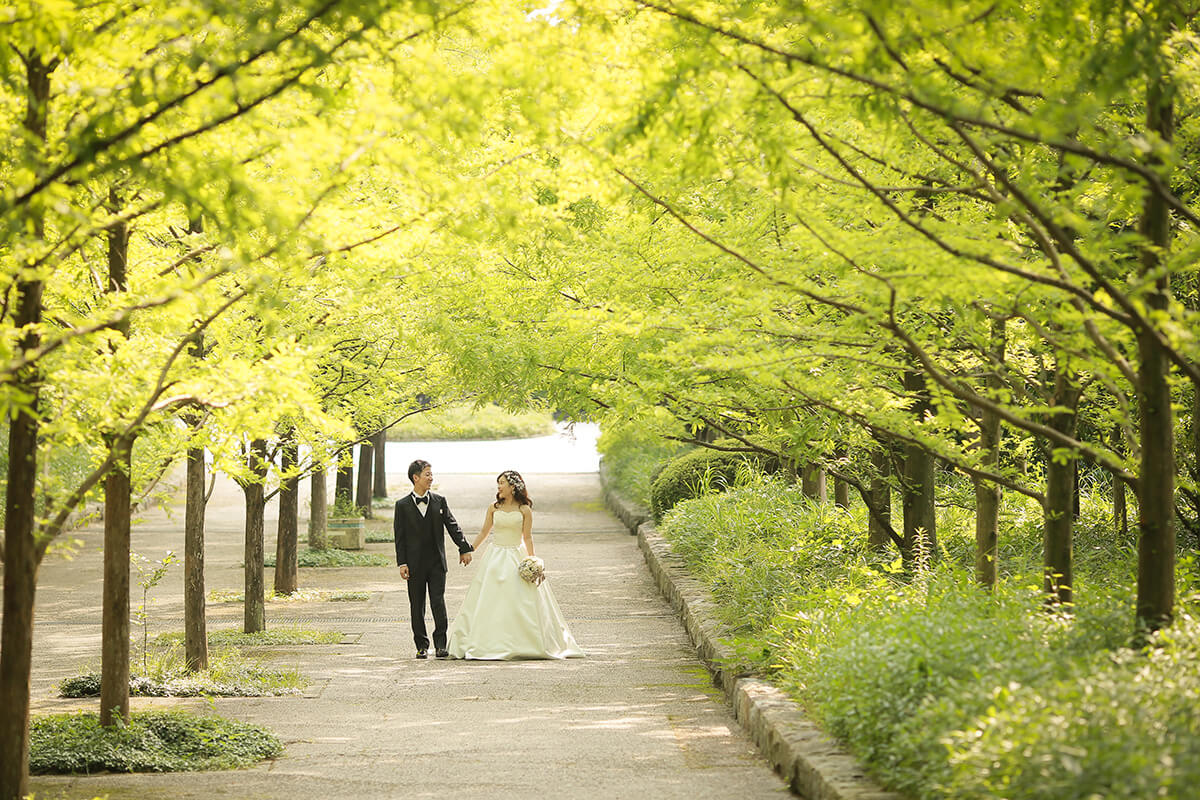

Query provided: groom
[395,459,473,659]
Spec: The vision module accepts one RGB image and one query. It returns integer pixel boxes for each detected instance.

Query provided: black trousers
[407,562,447,651]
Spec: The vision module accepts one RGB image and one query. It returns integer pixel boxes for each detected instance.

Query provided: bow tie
[414,495,429,506]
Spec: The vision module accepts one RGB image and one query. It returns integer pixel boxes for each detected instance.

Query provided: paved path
[23,468,790,799]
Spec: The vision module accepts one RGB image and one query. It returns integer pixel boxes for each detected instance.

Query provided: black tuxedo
[394,492,472,652]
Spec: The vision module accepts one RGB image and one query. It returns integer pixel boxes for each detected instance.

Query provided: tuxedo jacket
[393,492,472,573]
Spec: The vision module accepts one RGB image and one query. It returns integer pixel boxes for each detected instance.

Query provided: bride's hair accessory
[496,470,533,508]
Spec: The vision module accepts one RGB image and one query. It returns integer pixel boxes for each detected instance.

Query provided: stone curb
[600,471,902,800]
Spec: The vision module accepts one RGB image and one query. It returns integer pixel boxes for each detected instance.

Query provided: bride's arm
[470,506,495,551]
[520,506,534,557]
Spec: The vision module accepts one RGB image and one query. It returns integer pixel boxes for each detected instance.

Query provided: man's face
[412,466,433,495]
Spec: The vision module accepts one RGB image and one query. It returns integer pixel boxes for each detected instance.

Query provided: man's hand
[459,552,472,566]
[399,565,410,580]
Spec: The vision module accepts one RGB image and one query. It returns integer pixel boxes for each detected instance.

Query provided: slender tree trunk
[274,433,299,596]
[182,214,208,672]
[867,446,892,552]
[1043,369,1080,607]
[0,398,40,800]
[184,431,207,672]
[242,439,269,633]
[355,440,373,518]
[974,319,1005,589]
[99,436,134,726]
[801,464,827,502]
[99,184,135,726]
[834,479,850,509]
[0,52,51,800]
[335,453,353,509]
[1111,425,1129,538]
[901,369,937,564]
[309,464,329,550]
[1136,73,1176,634]
[372,430,388,499]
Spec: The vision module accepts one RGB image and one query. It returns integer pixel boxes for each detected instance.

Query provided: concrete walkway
[22,469,791,799]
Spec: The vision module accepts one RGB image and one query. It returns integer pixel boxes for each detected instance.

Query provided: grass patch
[387,402,555,441]
[156,626,344,647]
[365,529,394,543]
[30,710,281,774]
[208,588,370,603]
[264,548,391,568]
[58,644,304,698]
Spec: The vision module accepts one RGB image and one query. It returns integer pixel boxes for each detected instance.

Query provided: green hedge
[649,443,780,521]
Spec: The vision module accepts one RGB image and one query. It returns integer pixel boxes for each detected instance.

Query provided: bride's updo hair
[496,470,532,508]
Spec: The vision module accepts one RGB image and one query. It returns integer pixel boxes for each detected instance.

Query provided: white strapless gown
[447,510,584,660]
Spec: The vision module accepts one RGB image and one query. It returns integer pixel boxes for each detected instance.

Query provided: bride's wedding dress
[447,509,584,660]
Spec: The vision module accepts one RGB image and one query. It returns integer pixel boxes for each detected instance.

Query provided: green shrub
[597,424,687,507]
[649,444,780,520]
[30,710,282,773]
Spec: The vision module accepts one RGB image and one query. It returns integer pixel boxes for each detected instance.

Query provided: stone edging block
[600,471,903,800]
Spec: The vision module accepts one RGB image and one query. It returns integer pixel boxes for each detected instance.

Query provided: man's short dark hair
[408,459,431,483]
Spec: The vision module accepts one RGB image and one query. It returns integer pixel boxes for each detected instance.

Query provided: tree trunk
[1136,72,1176,635]
[355,440,374,518]
[100,436,134,726]
[0,400,40,800]
[182,216,208,672]
[184,435,207,672]
[309,464,329,550]
[1043,369,1080,607]
[0,51,51,800]
[99,182,135,726]
[274,433,299,596]
[373,430,388,498]
[974,318,1005,589]
[242,439,269,633]
[834,479,850,509]
[1114,475,1129,537]
[901,368,937,565]
[335,452,354,510]
[1111,425,1129,538]
[801,464,827,502]
[867,446,892,552]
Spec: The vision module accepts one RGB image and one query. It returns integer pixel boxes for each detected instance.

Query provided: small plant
[132,550,178,672]
[329,491,362,519]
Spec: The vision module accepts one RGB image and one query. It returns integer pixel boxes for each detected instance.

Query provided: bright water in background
[383,422,601,475]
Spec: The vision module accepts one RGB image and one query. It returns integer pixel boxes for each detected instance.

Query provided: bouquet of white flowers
[518,555,545,586]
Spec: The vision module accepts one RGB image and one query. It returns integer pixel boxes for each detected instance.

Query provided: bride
[446,470,584,660]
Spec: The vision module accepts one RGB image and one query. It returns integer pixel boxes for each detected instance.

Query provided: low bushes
[649,443,781,521]
[30,710,281,773]
[656,473,1200,800]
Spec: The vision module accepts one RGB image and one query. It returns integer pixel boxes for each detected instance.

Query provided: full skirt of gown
[447,510,583,660]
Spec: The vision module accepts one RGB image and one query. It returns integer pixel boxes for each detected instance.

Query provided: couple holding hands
[394,460,584,661]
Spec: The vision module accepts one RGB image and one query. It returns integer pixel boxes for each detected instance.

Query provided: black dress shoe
[416,649,428,659]
[435,648,449,659]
